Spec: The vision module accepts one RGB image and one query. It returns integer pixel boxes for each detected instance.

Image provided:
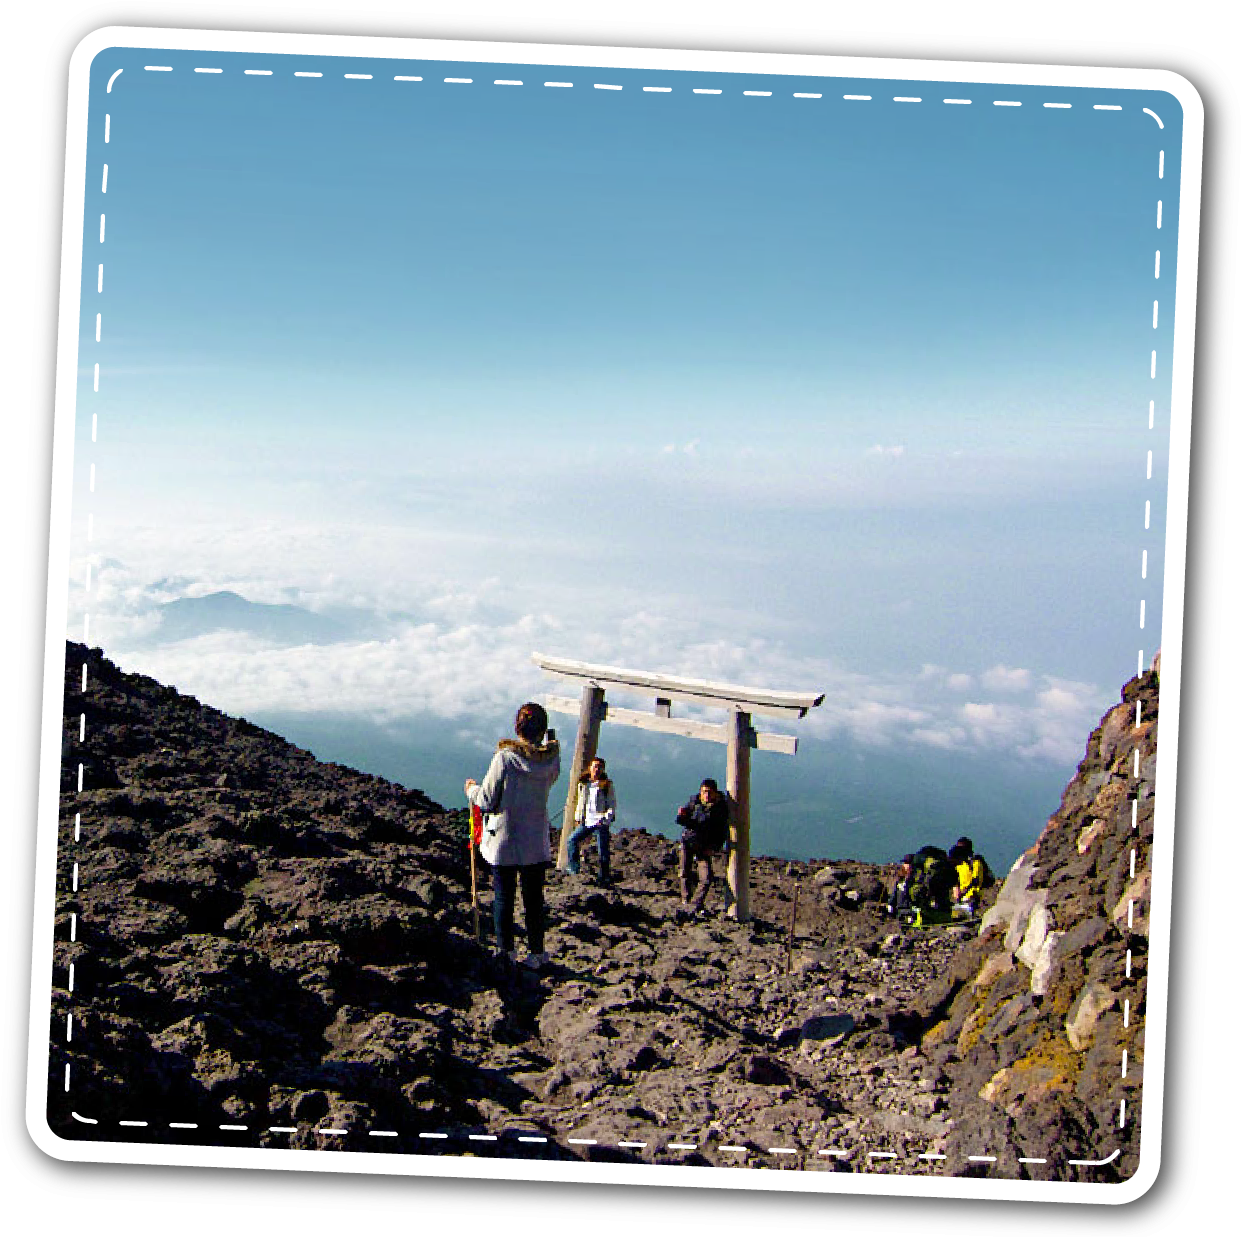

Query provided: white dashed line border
[59,55,1172,1180]
[128,61,1147,115]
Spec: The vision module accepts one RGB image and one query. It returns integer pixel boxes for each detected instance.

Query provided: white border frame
[27,23,1204,1205]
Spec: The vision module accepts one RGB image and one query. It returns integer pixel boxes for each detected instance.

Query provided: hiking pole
[784,883,801,975]
[468,803,482,942]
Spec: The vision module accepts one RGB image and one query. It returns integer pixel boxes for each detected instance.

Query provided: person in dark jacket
[676,778,729,917]
[887,854,917,916]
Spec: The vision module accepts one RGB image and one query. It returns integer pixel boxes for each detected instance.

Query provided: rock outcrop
[50,643,1153,1181]
[915,659,1157,1182]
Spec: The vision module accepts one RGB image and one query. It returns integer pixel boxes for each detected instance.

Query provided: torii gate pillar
[556,684,605,870]
[725,708,752,924]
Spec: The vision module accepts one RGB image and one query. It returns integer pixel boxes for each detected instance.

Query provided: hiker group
[571,767,730,920]
[464,701,732,970]
[886,837,992,925]
[465,699,996,969]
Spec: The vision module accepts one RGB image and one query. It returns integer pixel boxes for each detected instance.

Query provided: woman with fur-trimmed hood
[465,702,561,970]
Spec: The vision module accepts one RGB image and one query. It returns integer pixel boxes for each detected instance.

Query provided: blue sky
[85,55,1179,445]
[66,47,1184,858]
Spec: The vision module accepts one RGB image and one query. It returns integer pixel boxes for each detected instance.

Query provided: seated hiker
[908,844,955,917]
[887,854,917,915]
[566,756,616,885]
[949,835,988,915]
[676,778,730,917]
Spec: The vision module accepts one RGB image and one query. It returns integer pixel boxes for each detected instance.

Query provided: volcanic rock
[49,642,1155,1181]
[915,662,1158,1183]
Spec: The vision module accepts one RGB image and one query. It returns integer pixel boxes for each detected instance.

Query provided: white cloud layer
[71,547,1114,766]
[981,664,1034,692]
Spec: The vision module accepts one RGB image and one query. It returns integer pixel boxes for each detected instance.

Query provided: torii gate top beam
[531,652,824,720]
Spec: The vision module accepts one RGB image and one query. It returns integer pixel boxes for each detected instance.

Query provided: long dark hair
[514,701,549,743]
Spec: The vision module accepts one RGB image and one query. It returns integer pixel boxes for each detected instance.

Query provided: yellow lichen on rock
[979,1032,1081,1114]
[957,1006,988,1055]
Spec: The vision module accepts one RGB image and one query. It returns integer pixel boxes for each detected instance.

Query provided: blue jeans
[566,823,611,882]
[492,864,546,954]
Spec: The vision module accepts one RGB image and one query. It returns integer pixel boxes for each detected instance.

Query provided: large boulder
[980,850,1037,941]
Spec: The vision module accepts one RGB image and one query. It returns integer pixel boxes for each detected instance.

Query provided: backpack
[911,845,954,911]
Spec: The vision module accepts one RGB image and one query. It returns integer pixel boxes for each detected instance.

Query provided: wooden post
[556,683,606,869]
[784,884,800,974]
[469,836,481,941]
[725,708,752,922]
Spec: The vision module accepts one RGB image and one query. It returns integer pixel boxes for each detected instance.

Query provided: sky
[63,45,1185,865]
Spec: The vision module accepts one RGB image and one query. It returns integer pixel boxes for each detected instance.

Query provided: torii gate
[533,652,824,923]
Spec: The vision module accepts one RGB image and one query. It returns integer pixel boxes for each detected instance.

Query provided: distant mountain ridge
[155,590,352,645]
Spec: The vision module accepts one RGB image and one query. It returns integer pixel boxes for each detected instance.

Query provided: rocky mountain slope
[50,643,1155,1182]
[914,658,1158,1181]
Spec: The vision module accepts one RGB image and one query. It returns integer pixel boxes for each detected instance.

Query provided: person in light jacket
[566,756,616,885]
[465,702,561,970]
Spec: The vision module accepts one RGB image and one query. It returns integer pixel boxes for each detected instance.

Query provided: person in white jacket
[464,702,561,969]
[566,756,616,885]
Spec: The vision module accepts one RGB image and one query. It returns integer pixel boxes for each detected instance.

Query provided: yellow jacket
[956,857,984,903]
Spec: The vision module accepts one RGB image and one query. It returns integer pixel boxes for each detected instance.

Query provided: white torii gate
[534,652,824,923]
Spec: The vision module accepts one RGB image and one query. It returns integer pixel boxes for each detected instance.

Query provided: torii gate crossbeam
[533,652,824,923]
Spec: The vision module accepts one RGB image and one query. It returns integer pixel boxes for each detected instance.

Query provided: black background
[21,9,1201,1220]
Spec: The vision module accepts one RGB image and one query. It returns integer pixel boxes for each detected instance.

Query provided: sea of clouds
[68,522,1111,768]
